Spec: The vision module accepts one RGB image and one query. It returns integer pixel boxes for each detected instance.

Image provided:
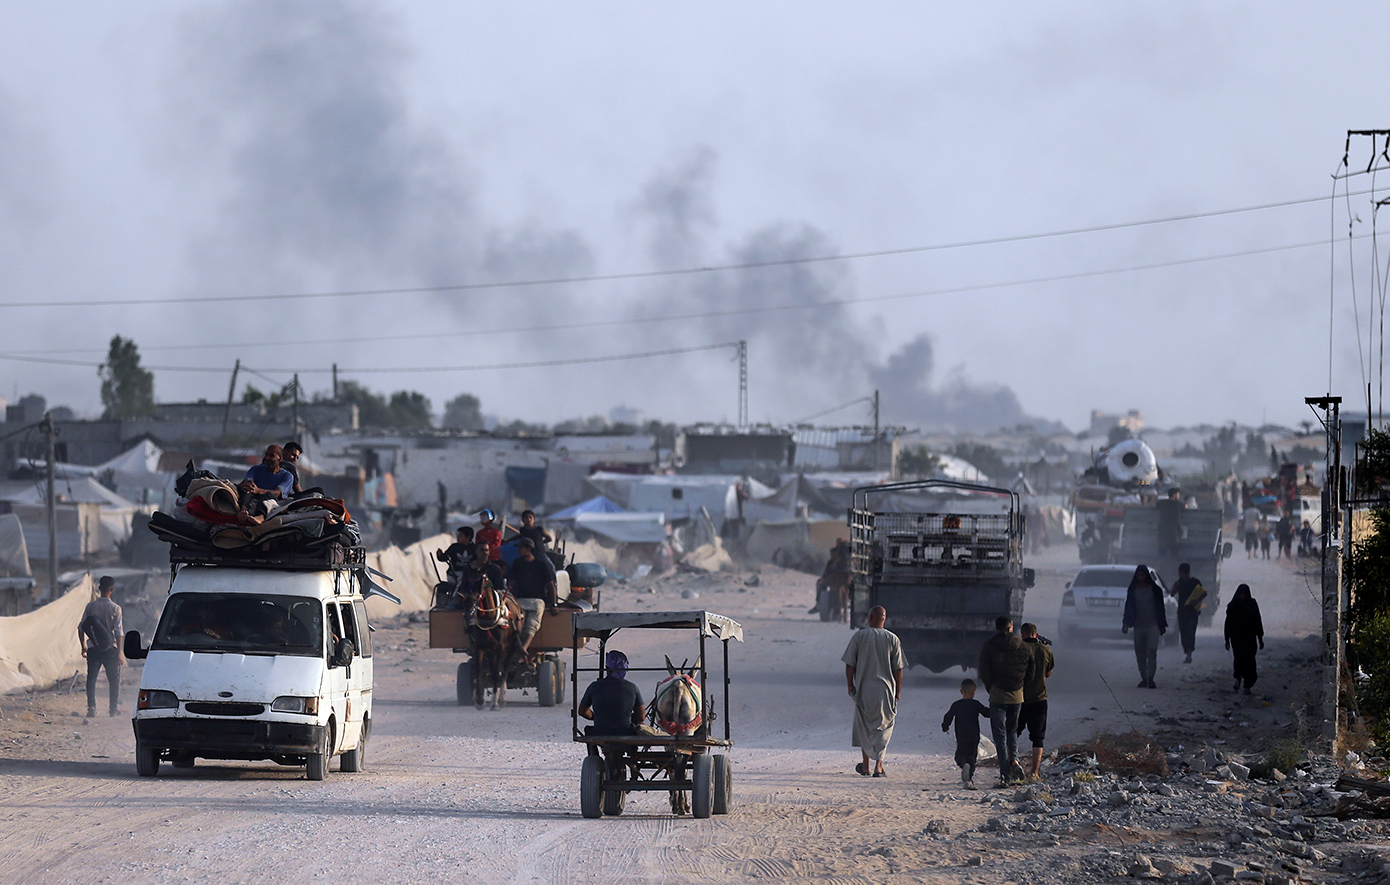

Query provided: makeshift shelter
[2,476,147,550]
[0,574,92,693]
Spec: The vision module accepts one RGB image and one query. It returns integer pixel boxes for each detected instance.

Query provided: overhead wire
[0,231,1372,366]
[0,188,1378,312]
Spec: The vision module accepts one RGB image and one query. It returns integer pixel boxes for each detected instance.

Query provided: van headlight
[271,696,319,715]
[137,690,179,710]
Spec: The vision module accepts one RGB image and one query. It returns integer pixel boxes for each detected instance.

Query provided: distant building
[675,426,794,475]
[1090,409,1143,439]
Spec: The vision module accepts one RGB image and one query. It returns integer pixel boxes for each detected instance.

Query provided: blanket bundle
[147,483,360,559]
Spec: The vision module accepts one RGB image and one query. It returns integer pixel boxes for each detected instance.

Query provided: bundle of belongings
[147,463,360,559]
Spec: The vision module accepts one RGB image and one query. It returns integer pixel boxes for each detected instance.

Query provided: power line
[1,231,1370,364]
[0,342,741,376]
[0,189,1372,311]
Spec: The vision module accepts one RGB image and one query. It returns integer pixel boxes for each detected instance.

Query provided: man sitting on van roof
[238,445,294,523]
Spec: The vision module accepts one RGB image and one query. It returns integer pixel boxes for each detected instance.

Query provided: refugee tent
[2,476,148,549]
[0,574,93,693]
[548,495,624,521]
[744,474,839,523]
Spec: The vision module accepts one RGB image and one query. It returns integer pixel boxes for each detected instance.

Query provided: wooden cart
[570,610,743,819]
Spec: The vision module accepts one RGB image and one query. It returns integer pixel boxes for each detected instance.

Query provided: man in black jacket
[977,616,1034,786]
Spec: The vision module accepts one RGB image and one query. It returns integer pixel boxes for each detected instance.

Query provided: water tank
[1105,439,1158,485]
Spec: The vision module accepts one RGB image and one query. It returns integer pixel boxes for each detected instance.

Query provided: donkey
[652,656,706,814]
[465,576,519,710]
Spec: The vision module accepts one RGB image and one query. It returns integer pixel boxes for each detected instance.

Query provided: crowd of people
[841,559,1267,790]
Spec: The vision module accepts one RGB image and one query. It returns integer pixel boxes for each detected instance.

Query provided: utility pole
[737,341,748,428]
[292,373,301,439]
[1307,395,1344,746]
[221,359,240,439]
[42,412,57,605]
[872,389,881,472]
[332,363,339,402]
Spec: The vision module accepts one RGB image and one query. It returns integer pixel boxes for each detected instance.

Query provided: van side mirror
[1222,542,1234,559]
[124,630,147,660]
[1023,567,1036,589]
[330,638,355,669]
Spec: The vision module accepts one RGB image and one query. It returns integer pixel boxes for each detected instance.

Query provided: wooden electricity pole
[42,411,57,603]
[221,359,241,439]
[1307,395,1344,746]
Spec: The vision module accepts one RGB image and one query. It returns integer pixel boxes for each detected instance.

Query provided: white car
[1057,564,1177,645]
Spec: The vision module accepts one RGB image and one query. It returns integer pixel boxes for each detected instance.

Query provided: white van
[126,561,395,780]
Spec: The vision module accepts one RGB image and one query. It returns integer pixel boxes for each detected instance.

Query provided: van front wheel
[135,740,160,777]
[306,725,332,781]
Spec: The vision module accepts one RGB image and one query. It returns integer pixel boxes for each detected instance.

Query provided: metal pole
[873,389,880,473]
[43,412,57,603]
[1307,395,1343,746]
[737,341,748,428]
[292,373,300,438]
[221,359,240,439]
[332,363,339,401]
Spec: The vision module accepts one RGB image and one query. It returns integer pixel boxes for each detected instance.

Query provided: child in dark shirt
[942,678,990,789]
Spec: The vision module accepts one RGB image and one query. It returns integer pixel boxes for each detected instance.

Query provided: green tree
[388,391,433,429]
[99,336,156,419]
[335,381,394,427]
[896,445,941,478]
[1346,506,1390,743]
[442,393,484,431]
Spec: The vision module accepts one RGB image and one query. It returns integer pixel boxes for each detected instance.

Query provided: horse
[653,655,705,814]
[464,577,519,710]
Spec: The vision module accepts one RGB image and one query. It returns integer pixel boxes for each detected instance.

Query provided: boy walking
[942,678,990,789]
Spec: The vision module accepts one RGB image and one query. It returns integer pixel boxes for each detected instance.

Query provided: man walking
[1156,488,1184,557]
[1016,623,1054,782]
[978,616,1034,786]
[78,576,124,718]
[1169,562,1207,663]
[842,605,904,778]
[1122,565,1167,688]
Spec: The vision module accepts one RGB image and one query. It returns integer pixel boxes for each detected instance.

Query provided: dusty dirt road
[0,539,1324,884]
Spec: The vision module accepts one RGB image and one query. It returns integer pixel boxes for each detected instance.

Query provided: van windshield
[153,593,322,656]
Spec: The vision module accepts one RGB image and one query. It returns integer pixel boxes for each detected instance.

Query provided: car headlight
[271,696,319,715]
[137,689,179,710]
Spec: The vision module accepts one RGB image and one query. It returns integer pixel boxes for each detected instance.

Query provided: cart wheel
[691,753,714,819]
[712,754,732,814]
[580,755,604,819]
[135,740,160,777]
[456,661,471,707]
[538,660,557,707]
[602,768,627,817]
[556,659,568,704]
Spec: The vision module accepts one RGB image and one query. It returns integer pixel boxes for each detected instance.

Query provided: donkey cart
[571,610,743,819]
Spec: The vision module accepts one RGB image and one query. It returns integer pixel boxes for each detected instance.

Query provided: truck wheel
[306,724,331,781]
[456,661,471,707]
[556,660,568,705]
[135,740,160,777]
[538,660,557,707]
[341,718,368,772]
[712,754,732,814]
[580,755,603,818]
[691,753,714,819]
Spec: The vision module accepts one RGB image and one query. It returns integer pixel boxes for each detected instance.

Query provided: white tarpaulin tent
[0,574,93,693]
[2,476,148,549]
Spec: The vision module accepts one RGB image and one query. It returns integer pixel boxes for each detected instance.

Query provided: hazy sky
[0,3,1386,433]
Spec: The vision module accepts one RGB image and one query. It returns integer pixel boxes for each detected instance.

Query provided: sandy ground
[0,536,1327,884]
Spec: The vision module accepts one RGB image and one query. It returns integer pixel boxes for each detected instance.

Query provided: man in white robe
[842,605,904,777]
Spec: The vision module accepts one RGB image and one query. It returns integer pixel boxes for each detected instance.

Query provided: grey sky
[0,3,1383,432]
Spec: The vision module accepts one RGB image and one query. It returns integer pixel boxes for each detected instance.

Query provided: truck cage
[849,479,1023,590]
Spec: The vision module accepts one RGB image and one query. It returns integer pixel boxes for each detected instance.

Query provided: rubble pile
[936,747,1390,884]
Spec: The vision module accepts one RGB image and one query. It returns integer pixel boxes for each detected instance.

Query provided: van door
[335,601,364,748]
[324,602,350,754]
[350,599,373,726]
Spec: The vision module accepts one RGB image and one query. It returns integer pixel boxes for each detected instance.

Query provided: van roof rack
[168,542,367,572]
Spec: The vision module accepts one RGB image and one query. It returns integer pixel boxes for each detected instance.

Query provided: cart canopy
[572,610,743,642]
